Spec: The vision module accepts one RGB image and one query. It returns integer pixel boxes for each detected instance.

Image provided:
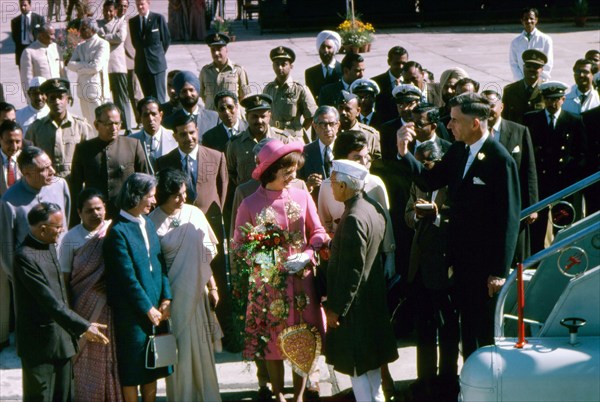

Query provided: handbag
[145,320,178,369]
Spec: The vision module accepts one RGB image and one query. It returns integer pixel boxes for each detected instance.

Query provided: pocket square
[473,177,486,185]
[152,28,159,32]
[512,145,520,153]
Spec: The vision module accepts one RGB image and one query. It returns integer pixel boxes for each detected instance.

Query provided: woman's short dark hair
[77,187,106,211]
[17,146,44,170]
[259,152,304,186]
[28,202,61,226]
[116,173,157,211]
[333,130,367,159]
[156,168,187,206]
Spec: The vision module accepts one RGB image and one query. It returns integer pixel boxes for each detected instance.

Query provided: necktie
[461,145,471,179]
[361,116,368,124]
[183,155,197,202]
[22,15,28,43]
[549,114,555,129]
[580,93,588,105]
[142,16,147,35]
[326,66,332,78]
[6,159,15,187]
[323,146,332,178]
[525,32,531,41]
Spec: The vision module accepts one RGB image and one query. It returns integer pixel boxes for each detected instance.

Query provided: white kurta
[20,41,63,90]
[149,204,222,402]
[15,104,50,134]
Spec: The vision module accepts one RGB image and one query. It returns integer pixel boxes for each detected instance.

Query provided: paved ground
[0,0,597,400]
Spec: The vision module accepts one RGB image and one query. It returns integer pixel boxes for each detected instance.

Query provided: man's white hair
[334,171,365,193]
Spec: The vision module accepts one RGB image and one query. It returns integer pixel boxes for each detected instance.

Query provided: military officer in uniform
[226,94,291,188]
[263,46,317,143]
[25,78,94,180]
[350,78,384,130]
[523,81,587,253]
[336,91,381,161]
[502,49,547,125]
[199,33,250,111]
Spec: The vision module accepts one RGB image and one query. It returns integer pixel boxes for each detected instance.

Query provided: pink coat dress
[234,185,328,360]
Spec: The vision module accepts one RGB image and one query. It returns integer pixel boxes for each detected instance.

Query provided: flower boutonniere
[477,152,485,161]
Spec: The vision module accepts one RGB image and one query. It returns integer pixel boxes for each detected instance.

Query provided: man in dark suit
[11,0,45,68]
[14,203,108,402]
[483,89,539,261]
[582,105,600,214]
[298,105,339,203]
[350,78,385,130]
[502,49,547,125]
[70,103,148,224]
[129,0,170,103]
[305,30,343,105]
[202,90,248,153]
[402,61,442,107]
[156,112,232,347]
[318,52,365,107]
[372,46,409,124]
[396,93,521,359]
[523,82,587,253]
[404,140,459,400]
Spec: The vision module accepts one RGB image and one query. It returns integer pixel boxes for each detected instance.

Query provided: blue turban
[173,71,200,95]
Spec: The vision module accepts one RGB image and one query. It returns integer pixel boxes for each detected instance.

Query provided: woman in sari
[149,168,222,402]
[233,140,329,402]
[59,188,123,401]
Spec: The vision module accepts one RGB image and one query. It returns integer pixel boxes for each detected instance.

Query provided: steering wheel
[560,317,587,334]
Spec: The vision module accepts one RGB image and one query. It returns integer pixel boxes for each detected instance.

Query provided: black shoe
[257,385,272,401]
[304,383,320,400]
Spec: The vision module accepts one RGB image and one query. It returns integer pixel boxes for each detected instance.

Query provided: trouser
[46,0,65,21]
[109,73,131,131]
[454,277,496,360]
[126,69,144,126]
[351,368,384,402]
[0,269,10,344]
[78,95,103,126]
[66,0,79,20]
[22,358,74,402]
[136,68,166,104]
[411,277,459,381]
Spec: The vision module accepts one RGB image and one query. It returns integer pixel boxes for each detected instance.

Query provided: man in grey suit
[129,96,177,174]
[98,0,132,133]
[202,90,248,153]
[14,203,108,402]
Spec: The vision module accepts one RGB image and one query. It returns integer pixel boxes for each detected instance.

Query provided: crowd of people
[1,1,600,401]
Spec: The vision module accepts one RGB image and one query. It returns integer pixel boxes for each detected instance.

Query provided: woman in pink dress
[233,140,328,402]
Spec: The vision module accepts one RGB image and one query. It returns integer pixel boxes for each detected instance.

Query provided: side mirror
[551,201,576,229]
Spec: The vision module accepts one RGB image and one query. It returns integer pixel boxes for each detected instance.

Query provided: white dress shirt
[179,145,199,180]
[509,28,554,81]
[463,132,489,178]
[562,85,600,115]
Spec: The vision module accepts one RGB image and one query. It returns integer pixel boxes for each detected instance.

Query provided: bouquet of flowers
[55,27,82,63]
[230,205,304,359]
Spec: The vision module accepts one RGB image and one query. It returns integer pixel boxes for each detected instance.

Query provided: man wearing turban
[165,71,219,139]
[305,30,343,104]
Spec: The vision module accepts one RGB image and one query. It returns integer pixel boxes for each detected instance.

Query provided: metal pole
[514,262,527,348]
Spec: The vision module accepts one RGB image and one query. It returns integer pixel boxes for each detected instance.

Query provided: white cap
[350,78,381,96]
[316,30,342,53]
[332,160,369,181]
[29,76,46,89]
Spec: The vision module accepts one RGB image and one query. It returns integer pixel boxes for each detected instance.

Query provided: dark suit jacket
[202,121,249,153]
[523,109,587,198]
[502,79,545,125]
[129,12,170,74]
[372,71,398,125]
[498,119,538,208]
[405,185,451,290]
[14,235,90,365]
[70,136,149,224]
[11,13,45,66]
[156,146,228,221]
[399,138,521,282]
[305,61,342,104]
[297,140,327,203]
[318,81,344,107]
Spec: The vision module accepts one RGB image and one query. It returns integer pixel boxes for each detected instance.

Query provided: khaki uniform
[263,77,317,142]
[349,121,382,160]
[199,60,250,111]
[26,113,95,179]
[226,126,290,187]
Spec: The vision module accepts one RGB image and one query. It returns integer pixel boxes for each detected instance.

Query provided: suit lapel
[499,120,511,149]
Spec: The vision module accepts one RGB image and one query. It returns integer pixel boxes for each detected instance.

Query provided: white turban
[316,30,342,53]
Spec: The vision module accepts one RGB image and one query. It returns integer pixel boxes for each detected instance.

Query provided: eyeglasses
[412,120,434,129]
[98,120,122,127]
[315,121,338,128]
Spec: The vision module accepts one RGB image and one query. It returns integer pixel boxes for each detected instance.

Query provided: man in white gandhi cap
[305,30,343,104]
[325,158,399,402]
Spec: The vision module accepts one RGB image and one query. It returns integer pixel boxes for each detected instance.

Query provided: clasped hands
[284,252,311,276]
[147,299,171,326]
